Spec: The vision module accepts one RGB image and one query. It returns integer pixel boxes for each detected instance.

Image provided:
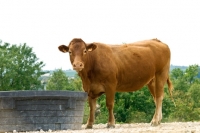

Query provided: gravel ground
[20,122,200,133]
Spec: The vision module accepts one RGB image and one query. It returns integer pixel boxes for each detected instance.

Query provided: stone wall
[0,91,87,132]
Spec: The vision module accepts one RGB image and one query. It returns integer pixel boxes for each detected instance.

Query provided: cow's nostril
[73,62,84,68]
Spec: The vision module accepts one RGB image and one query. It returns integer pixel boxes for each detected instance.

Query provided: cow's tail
[167,77,176,107]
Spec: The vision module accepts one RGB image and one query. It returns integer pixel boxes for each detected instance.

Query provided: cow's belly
[116,84,145,92]
[116,74,154,92]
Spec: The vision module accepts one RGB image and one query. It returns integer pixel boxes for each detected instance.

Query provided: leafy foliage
[70,74,83,91]
[168,65,200,121]
[46,69,83,91]
[46,69,71,90]
[0,41,46,90]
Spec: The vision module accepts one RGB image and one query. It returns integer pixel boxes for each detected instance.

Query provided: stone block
[0,98,15,109]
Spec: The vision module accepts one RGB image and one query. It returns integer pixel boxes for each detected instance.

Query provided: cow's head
[58,38,97,72]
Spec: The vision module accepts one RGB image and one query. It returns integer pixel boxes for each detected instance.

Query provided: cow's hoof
[85,125,93,129]
[150,121,161,126]
[107,124,115,128]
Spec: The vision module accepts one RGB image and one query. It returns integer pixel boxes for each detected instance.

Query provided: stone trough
[0,91,88,132]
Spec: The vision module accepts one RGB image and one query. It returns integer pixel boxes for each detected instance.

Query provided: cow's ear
[58,45,69,53]
[86,43,97,52]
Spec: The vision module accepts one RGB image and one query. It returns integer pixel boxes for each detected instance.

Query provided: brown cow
[58,38,173,128]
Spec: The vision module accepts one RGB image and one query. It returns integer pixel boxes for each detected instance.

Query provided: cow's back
[110,39,171,92]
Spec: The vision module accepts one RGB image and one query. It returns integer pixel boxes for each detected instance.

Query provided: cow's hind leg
[148,72,167,126]
[147,78,158,125]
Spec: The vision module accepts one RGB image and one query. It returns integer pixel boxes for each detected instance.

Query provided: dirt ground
[25,122,200,133]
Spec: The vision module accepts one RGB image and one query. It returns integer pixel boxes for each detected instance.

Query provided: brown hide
[111,39,171,92]
[58,38,173,128]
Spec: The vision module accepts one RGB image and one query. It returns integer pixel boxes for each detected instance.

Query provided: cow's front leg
[106,91,115,128]
[85,97,97,129]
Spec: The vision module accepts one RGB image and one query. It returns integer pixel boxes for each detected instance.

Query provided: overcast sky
[0,0,200,70]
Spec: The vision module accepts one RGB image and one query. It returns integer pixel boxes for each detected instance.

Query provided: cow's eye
[84,49,87,54]
[69,51,72,55]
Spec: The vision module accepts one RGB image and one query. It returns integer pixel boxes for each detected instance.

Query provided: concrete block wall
[0,91,87,132]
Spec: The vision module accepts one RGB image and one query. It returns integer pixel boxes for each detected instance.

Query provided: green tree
[46,69,72,90]
[170,68,189,92]
[185,64,199,84]
[188,83,200,108]
[170,68,184,80]
[169,65,200,121]
[0,41,46,90]
[170,65,200,93]
[70,74,82,91]
[168,90,200,121]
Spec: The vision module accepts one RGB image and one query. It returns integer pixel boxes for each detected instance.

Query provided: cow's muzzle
[73,61,84,71]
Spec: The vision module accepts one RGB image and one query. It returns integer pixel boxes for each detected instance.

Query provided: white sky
[0,0,200,70]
